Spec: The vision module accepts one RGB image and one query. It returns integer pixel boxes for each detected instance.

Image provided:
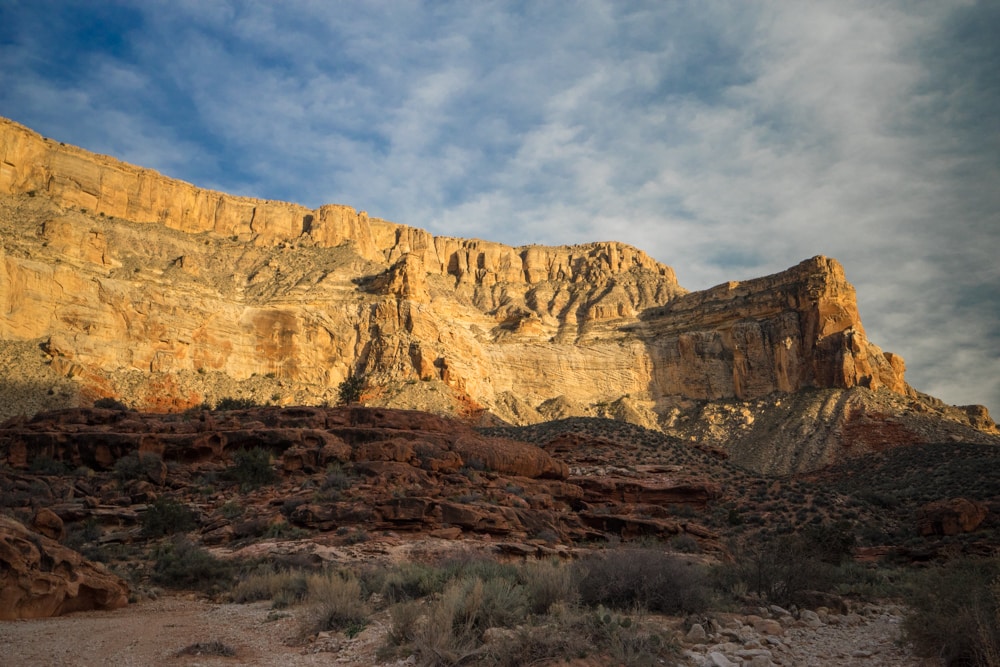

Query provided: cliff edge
[1,117,995,472]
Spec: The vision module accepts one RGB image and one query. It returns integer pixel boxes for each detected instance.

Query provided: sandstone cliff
[1,117,995,471]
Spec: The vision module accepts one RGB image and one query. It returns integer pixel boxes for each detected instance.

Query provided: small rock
[32,508,65,541]
[753,618,784,636]
[799,610,822,628]
[706,651,739,667]
[686,623,709,644]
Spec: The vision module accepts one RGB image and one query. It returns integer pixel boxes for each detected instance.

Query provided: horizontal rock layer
[2,115,994,468]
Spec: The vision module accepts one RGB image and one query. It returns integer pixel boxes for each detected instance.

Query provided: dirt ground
[0,596,397,667]
[0,593,931,667]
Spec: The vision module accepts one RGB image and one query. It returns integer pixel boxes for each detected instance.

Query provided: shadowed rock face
[0,515,129,620]
[0,116,994,462]
[0,406,723,552]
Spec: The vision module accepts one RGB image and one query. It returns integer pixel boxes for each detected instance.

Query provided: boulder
[917,498,989,536]
[0,516,129,619]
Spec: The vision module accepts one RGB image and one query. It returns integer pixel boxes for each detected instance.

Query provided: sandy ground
[0,596,396,667]
[0,594,932,667]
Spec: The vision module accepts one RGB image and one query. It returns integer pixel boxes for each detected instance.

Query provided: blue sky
[2,0,998,416]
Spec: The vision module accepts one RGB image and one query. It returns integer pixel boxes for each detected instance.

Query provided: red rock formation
[0,516,129,619]
[917,498,989,536]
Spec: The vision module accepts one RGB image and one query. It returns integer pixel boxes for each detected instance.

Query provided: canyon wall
[0,116,941,442]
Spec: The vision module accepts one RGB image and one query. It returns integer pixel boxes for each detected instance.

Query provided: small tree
[337,372,365,406]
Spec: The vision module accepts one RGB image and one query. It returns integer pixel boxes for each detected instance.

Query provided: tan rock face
[2,115,994,460]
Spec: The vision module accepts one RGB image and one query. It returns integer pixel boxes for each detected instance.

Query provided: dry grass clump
[232,569,310,608]
[297,570,370,639]
[375,551,681,666]
[903,558,1000,667]
[174,640,236,657]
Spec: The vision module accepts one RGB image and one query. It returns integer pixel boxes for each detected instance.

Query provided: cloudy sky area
[1,1,997,415]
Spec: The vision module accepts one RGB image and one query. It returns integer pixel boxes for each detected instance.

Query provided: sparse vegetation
[140,497,196,538]
[297,571,370,639]
[337,372,365,405]
[227,447,277,490]
[214,397,260,410]
[114,452,164,484]
[151,538,237,594]
[903,558,1000,667]
[575,548,710,615]
[175,641,236,657]
[93,397,129,410]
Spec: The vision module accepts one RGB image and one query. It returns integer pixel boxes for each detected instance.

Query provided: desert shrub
[585,608,673,667]
[214,397,259,410]
[411,575,528,663]
[337,373,365,405]
[141,497,196,537]
[114,452,164,483]
[669,534,702,554]
[65,517,102,550]
[151,538,237,593]
[800,521,856,564]
[481,604,674,667]
[903,558,1000,667]
[343,528,369,544]
[298,571,370,638]
[228,447,276,490]
[385,599,423,648]
[264,520,308,540]
[93,397,129,411]
[714,534,840,606]
[575,549,711,614]
[175,641,235,657]
[29,455,70,475]
[233,568,310,606]
[521,558,578,614]
[220,500,244,520]
[322,463,357,491]
[440,552,520,585]
[377,561,449,602]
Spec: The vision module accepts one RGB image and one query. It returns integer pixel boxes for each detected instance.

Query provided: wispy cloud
[0,0,996,414]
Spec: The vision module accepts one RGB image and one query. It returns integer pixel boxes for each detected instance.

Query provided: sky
[1,1,998,417]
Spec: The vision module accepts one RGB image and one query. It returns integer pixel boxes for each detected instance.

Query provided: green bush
[93,397,129,411]
[714,534,840,606]
[337,373,365,406]
[151,538,237,594]
[141,497,196,538]
[376,561,449,602]
[29,455,70,475]
[903,558,1000,667]
[114,452,165,484]
[214,397,260,410]
[575,549,710,614]
[228,447,277,490]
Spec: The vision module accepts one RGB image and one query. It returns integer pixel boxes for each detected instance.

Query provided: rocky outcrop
[0,515,129,619]
[1,116,996,464]
[636,256,908,400]
[917,498,989,536]
[0,406,720,547]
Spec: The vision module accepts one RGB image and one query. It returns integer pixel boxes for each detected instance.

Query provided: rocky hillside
[1,117,996,472]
